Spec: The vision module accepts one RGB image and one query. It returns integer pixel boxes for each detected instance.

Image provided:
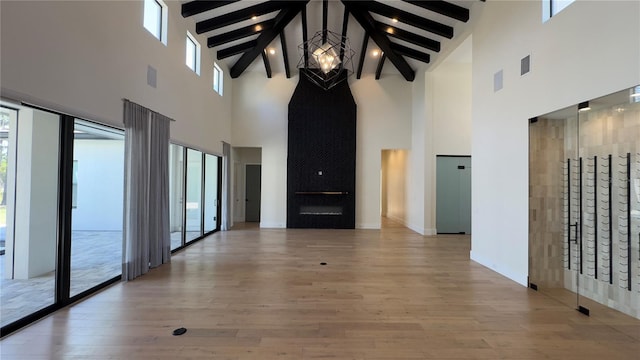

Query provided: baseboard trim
[260,222,286,228]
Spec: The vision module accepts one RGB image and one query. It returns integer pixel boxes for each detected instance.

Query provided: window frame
[186,31,201,75]
[543,0,575,22]
[213,62,223,96]
[143,0,168,45]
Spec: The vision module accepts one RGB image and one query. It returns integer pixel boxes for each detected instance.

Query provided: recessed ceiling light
[255,25,262,31]
[392,18,398,23]
[269,48,276,55]
[386,27,394,34]
[372,50,380,57]
[251,15,258,20]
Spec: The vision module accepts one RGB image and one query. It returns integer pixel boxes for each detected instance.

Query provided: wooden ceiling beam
[261,50,273,78]
[339,7,350,62]
[390,42,430,63]
[182,0,239,18]
[217,40,257,60]
[344,1,414,81]
[375,53,386,80]
[230,2,309,78]
[400,0,469,22]
[280,31,291,78]
[301,7,309,68]
[207,19,275,48]
[375,21,440,52]
[322,0,328,43]
[356,33,369,79]
[196,1,290,34]
[354,0,453,39]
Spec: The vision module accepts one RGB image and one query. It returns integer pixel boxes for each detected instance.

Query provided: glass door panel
[204,154,219,233]
[185,149,202,242]
[528,104,576,307]
[169,144,184,250]
[69,120,124,297]
[0,105,60,327]
[530,85,640,319]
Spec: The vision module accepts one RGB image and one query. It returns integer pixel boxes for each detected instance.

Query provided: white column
[11,108,60,279]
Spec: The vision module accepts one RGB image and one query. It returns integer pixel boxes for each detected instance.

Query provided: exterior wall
[72,140,124,231]
[471,0,640,285]
[0,0,232,154]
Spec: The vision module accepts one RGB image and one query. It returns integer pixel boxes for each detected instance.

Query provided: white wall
[232,73,295,228]
[407,71,427,234]
[432,61,472,156]
[471,0,640,285]
[406,37,473,236]
[0,0,232,155]
[232,72,412,228]
[351,75,412,228]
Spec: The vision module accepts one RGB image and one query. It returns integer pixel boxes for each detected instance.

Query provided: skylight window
[143,0,167,45]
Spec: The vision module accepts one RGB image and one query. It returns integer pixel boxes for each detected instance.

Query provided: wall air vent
[494,69,503,92]
[147,65,157,88]
[521,55,531,75]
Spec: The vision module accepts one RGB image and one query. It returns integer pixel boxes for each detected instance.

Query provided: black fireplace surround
[287,72,356,228]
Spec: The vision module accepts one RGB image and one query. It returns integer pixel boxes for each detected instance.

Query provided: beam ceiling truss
[230,1,309,78]
[181,0,477,81]
[345,1,415,81]
[195,1,291,34]
[207,19,275,48]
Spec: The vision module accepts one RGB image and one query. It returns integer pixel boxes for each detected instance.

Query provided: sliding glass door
[70,120,124,297]
[0,104,61,328]
[169,144,184,251]
[170,147,221,250]
[185,149,203,242]
[0,101,225,335]
[204,154,221,233]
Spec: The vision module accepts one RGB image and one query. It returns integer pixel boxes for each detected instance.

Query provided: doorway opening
[381,149,409,229]
[232,147,262,224]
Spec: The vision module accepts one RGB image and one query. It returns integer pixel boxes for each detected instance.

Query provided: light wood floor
[1,220,639,359]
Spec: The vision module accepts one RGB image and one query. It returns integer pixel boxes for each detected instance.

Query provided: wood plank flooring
[1,220,639,359]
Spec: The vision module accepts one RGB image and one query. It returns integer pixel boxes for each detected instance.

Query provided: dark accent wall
[287,71,356,228]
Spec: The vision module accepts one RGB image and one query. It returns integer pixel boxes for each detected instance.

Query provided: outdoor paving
[0,231,196,327]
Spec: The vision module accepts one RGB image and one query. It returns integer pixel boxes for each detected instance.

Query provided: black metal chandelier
[297,29,355,90]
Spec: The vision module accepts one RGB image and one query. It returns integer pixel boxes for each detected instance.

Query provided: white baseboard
[356,223,380,229]
[260,222,286,228]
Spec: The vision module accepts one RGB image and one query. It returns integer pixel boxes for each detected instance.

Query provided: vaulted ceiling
[181,0,481,81]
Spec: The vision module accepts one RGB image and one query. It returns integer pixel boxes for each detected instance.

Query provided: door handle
[569,223,578,244]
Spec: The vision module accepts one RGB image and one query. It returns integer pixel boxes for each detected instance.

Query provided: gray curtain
[221,142,232,230]
[123,100,171,281]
